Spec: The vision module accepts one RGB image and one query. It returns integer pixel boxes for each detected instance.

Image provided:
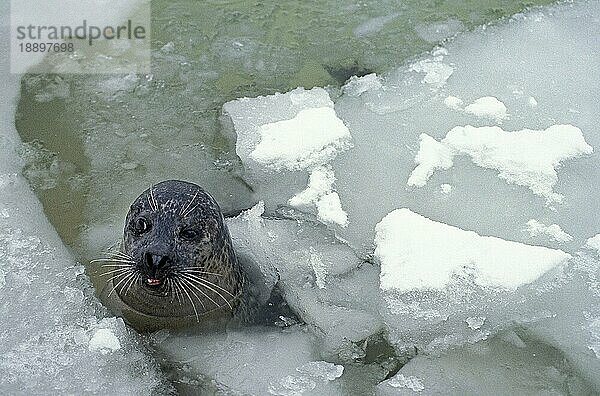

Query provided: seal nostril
[157,256,169,269]
[145,252,154,268]
[144,253,169,270]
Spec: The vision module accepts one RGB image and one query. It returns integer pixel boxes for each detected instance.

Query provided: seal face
[101,180,246,329]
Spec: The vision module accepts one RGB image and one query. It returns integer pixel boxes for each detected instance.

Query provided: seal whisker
[178,277,210,310]
[179,275,223,309]
[102,250,134,260]
[183,272,237,299]
[123,272,140,297]
[170,278,183,305]
[91,258,136,264]
[103,268,135,285]
[166,279,176,304]
[177,269,224,277]
[108,271,137,297]
[175,278,201,322]
[100,267,134,277]
[149,184,159,212]
[101,264,134,268]
[180,189,199,216]
[180,273,233,310]
[182,203,200,218]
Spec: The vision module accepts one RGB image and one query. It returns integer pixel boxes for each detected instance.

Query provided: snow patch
[466,316,486,330]
[525,219,573,243]
[250,107,353,171]
[410,58,454,87]
[289,165,349,227]
[407,134,454,187]
[88,328,121,355]
[375,208,570,292]
[444,95,463,110]
[440,184,453,194]
[464,96,508,123]
[584,234,600,254]
[407,124,593,203]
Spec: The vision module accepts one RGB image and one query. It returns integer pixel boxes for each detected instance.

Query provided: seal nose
[145,253,169,270]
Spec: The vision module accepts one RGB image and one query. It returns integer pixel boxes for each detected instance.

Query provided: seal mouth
[146,278,163,287]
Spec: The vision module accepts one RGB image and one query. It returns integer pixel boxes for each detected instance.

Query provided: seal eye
[133,217,151,235]
[180,228,199,240]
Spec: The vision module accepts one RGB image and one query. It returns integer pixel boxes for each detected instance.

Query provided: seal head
[102,180,246,330]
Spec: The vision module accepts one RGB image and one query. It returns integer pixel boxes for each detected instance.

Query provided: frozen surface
[227,1,599,256]
[5,0,600,394]
[157,326,345,395]
[375,208,570,291]
[377,330,596,395]
[330,1,600,253]
[0,3,168,394]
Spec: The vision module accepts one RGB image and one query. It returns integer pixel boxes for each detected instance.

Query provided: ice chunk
[585,234,600,254]
[379,374,425,393]
[410,58,454,86]
[466,316,486,330]
[88,325,121,354]
[374,209,590,358]
[268,361,344,395]
[407,125,593,204]
[464,96,508,123]
[443,95,463,110]
[343,73,383,97]
[223,87,352,229]
[315,192,349,227]
[224,86,339,171]
[227,203,382,355]
[525,219,573,243]
[250,107,353,172]
[296,361,344,381]
[375,208,570,291]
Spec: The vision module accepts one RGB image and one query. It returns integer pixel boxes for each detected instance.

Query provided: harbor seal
[97,180,258,331]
